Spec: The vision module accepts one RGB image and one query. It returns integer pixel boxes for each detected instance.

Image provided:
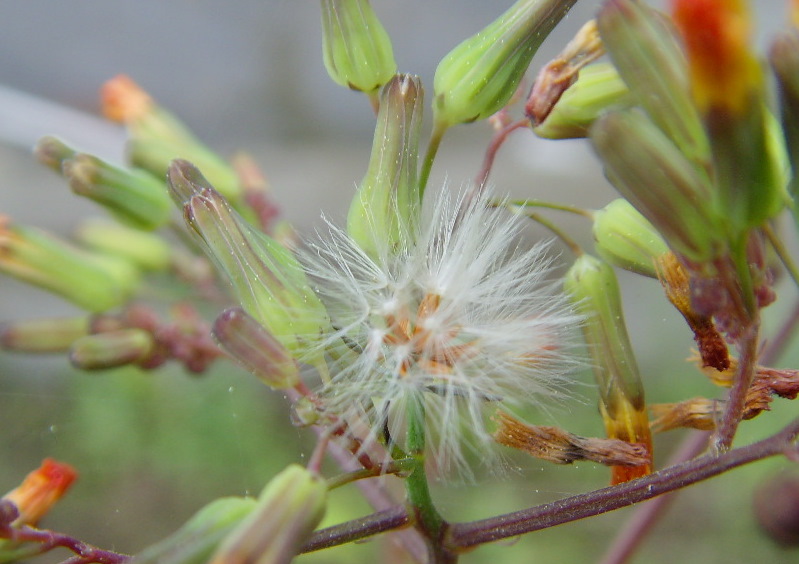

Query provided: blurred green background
[2,1,798,563]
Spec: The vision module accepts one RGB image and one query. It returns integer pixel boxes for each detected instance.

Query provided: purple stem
[447,416,799,549]
[8,525,130,564]
[296,417,799,552]
[597,431,709,564]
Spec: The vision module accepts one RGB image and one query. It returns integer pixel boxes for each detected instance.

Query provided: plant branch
[446,416,799,549]
[712,320,759,452]
[297,417,799,554]
[598,290,799,564]
[597,431,710,564]
[2,524,130,564]
[301,505,411,554]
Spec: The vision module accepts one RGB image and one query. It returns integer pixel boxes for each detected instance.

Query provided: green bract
[210,465,327,564]
[533,62,635,139]
[168,160,330,357]
[592,198,669,278]
[132,497,257,564]
[591,109,720,262]
[212,307,300,390]
[433,0,577,127]
[347,74,424,257]
[598,0,709,164]
[320,0,396,93]
[0,221,140,312]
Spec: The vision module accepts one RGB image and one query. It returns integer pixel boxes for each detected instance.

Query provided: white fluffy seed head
[299,186,584,479]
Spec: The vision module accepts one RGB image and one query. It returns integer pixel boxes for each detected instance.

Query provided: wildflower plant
[3,0,799,563]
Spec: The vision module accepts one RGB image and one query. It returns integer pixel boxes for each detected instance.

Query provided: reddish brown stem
[298,417,799,553]
[3,525,130,564]
[474,119,529,192]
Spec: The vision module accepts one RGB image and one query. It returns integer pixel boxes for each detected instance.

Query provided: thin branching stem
[474,118,529,191]
[2,525,130,564]
[419,122,447,198]
[507,198,595,218]
[763,222,799,290]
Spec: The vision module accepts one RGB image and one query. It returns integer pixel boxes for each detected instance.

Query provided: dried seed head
[302,186,583,478]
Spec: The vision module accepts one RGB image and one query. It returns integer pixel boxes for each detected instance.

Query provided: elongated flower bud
[320,0,396,93]
[101,75,242,203]
[591,109,721,262]
[564,254,652,484]
[62,154,171,231]
[532,62,634,139]
[598,0,708,162]
[69,329,154,370]
[673,0,787,233]
[210,465,327,564]
[1,459,77,527]
[433,0,578,127]
[212,307,300,389]
[37,136,172,231]
[592,198,668,278]
[0,316,89,353]
[347,74,423,256]
[0,218,139,312]
[168,161,329,356]
[75,219,172,271]
[132,497,257,564]
[33,136,76,172]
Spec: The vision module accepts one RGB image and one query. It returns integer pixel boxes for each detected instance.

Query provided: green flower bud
[347,74,423,256]
[33,136,77,173]
[69,328,154,370]
[320,0,396,93]
[75,218,172,271]
[707,105,789,234]
[563,253,652,484]
[597,0,708,163]
[433,0,578,127]
[592,198,669,278]
[133,497,257,564]
[168,161,329,356]
[101,75,243,204]
[62,153,171,231]
[212,307,300,389]
[0,316,89,353]
[591,109,721,262]
[0,218,139,311]
[533,62,635,139]
[670,1,787,234]
[210,465,327,564]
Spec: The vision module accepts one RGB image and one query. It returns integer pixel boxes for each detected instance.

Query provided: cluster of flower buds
[526,0,799,453]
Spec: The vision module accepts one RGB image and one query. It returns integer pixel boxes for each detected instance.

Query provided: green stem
[763,222,799,290]
[419,122,448,199]
[326,458,415,490]
[520,211,583,257]
[507,199,595,218]
[404,397,455,563]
